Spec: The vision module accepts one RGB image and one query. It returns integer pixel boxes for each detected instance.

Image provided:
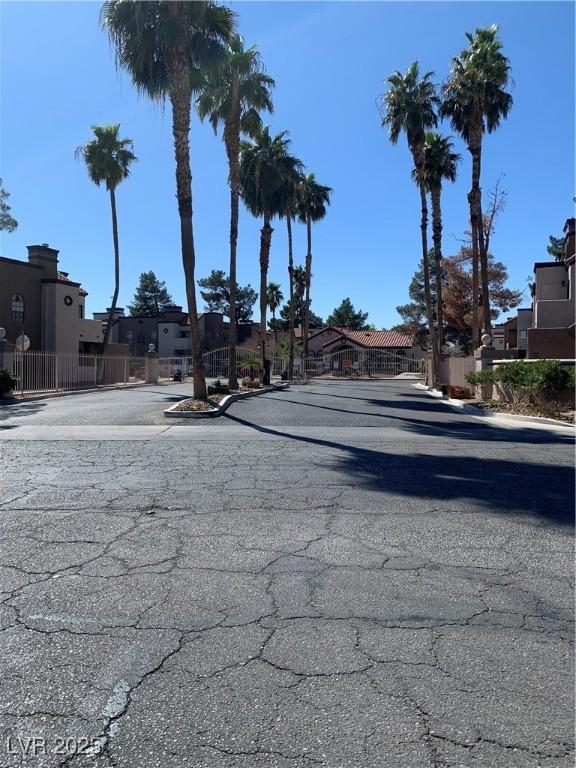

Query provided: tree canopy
[394,250,522,351]
[128,271,174,316]
[326,298,370,330]
[0,179,18,232]
[547,235,565,262]
[75,124,136,191]
[197,269,257,322]
[277,300,323,331]
[240,127,303,219]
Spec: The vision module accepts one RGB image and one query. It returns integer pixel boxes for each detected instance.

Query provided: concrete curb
[164,382,289,419]
[413,382,575,429]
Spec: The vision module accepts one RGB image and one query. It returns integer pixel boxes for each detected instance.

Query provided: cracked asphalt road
[0,380,574,767]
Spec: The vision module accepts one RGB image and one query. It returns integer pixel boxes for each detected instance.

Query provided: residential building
[528,217,575,358]
[491,218,575,360]
[0,244,103,353]
[296,326,417,357]
[96,306,239,357]
[493,308,533,355]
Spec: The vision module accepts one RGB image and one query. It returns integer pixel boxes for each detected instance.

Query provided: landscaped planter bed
[473,400,575,425]
[164,382,288,419]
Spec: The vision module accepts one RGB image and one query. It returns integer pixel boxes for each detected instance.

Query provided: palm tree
[266,281,283,344]
[379,62,440,382]
[292,264,307,322]
[296,173,332,358]
[441,25,513,345]
[278,168,303,380]
[414,132,460,348]
[196,34,274,389]
[102,0,235,400]
[239,127,303,369]
[75,124,136,351]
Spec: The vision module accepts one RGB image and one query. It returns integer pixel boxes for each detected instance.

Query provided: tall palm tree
[196,34,274,389]
[278,168,303,380]
[414,132,460,348]
[441,25,513,345]
[239,127,303,369]
[379,62,440,381]
[266,281,283,344]
[75,124,136,351]
[102,0,235,399]
[296,173,331,358]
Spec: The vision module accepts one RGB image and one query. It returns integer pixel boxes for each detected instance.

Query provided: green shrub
[492,360,573,403]
[465,369,495,386]
[0,369,17,397]
[522,360,573,399]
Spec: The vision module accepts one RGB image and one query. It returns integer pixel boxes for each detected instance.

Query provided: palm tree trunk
[430,186,444,350]
[169,76,206,400]
[259,215,273,373]
[102,186,120,353]
[475,141,492,337]
[225,116,240,390]
[418,180,438,386]
[468,129,483,349]
[287,215,295,380]
[302,212,312,358]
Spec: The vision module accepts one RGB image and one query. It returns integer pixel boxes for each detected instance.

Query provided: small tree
[128,271,174,316]
[326,298,370,329]
[0,179,18,232]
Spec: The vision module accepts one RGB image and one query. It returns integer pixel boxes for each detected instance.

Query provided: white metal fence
[1,345,425,397]
[2,351,146,396]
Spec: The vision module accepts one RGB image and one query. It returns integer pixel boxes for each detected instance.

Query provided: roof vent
[42,243,49,247]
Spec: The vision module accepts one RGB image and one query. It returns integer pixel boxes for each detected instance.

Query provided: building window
[78,304,84,319]
[11,294,25,322]
[150,330,158,342]
[126,331,133,343]
[518,330,528,340]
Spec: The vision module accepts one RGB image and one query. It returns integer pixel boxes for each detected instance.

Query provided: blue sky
[1,1,574,328]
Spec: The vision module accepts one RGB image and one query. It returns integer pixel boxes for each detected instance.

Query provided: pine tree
[326,298,370,329]
[547,235,565,262]
[0,179,18,232]
[128,271,174,316]
[197,269,257,323]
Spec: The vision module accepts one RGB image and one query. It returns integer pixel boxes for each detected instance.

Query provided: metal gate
[304,348,425,379]
[155,345,424,383]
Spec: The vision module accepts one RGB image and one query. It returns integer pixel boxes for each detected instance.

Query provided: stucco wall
[0,258,44,348]
[528,328,575,359]
[534,299,575,329]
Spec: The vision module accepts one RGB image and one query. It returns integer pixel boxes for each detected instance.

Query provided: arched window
[11,294,25,322]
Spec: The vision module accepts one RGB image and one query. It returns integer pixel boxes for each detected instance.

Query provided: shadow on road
[253,393,574,444]
[0,400,46,423]
[222,411,575,525]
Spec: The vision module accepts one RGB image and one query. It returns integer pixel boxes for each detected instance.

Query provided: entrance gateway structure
[200,327,425,380]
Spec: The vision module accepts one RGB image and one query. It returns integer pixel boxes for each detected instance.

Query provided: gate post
[145,346,159,384]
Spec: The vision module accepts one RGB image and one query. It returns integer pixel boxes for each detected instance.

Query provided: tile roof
[58,271,88,296]
[323,328,413,348]
[293,325,413,348]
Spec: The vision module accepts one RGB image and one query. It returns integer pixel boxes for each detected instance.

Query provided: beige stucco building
[0,244,103,353]
[528,218,575,358]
